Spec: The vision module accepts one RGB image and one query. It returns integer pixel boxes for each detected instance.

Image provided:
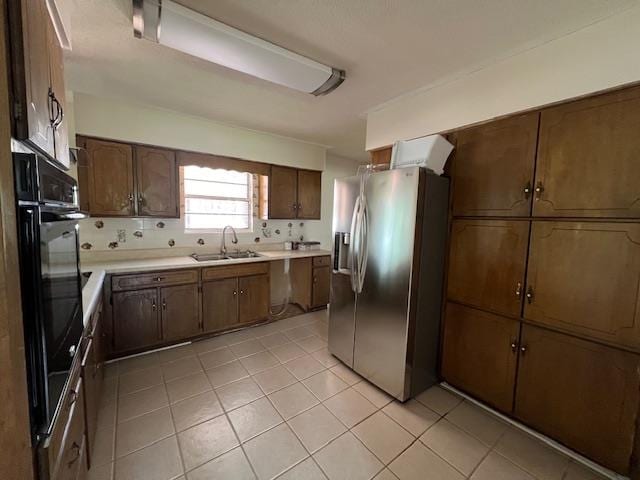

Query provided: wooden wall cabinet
[135,147,179,217]
[447,219,529,317]
[515,325,640,474]
[269,165,322,219]
[451,113,539,217]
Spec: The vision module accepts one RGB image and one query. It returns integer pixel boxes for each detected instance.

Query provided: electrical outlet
[117,229,126,243]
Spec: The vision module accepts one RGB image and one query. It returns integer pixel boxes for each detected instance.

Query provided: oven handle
[40,211,88,222]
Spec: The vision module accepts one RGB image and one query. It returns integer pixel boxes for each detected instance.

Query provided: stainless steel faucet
[221,225,239,254]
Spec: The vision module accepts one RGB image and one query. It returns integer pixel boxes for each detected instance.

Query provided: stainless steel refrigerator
[329,166,449,401]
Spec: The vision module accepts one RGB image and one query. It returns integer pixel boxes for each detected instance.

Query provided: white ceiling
[63,0,637,160]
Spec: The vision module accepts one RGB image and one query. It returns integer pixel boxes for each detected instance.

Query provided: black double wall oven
[14,152,86,444]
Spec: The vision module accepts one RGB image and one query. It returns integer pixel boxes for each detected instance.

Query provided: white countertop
[80,249,331,327]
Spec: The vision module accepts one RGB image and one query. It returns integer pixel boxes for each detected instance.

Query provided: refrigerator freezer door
[353,167,421,400]
[329,176,360,367]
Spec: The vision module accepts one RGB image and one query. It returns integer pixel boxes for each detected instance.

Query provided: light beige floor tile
[187,447,256,480]
[382,400,439,437]
[277,457,327,479]
[206,360,249,388]
[156,344,196,364]
[420,419,489,476]
[259,332,290,349]
[116,407,175,458]
[198,346,236,370]
[166,371,212,404]
[445,401,507,446]
[240,350,280,374]
[118,384,168,422]
[415,386,462,416]
[352,381,393,409]
[269,382,319,419]
[303,370,348,401]
[97,399,117,431]
[296,335,327,353]
[117,353,160,375]
[244,423,308,480]
[253,365,298,394]
[162,356,203,382]
[224,329,258,345]
[119,366,163,396]
[216,377,264,411]
[389,441,464,480]
[311,348,340,368]
[329,364,362,386]
[314,432,383,480]
[228,397,284,442]
[114,436,183,480]
[323,388,377,428]
[87,461,113,480]
[92,425,115,467]
[230,339,265,358]
[373,469,398,480]
[270,343,307,363]
[563,461,608,480]
[171,391,223,432]
[470,451,535,480]
[308,321,329,340]
[288,404,347,453]
[284,355,326,380]
[495,428,569,480]
[250,322,282,337]
[283,325,315,341]
[352,411,414,464]
[193,335,227,354]
[177,415,239,471]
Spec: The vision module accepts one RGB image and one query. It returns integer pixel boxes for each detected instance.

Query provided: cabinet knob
[240,290,245,295]
[233,290,237,296]
[523,182,532,198]
[313,277,317,284]
[162,301,167,310]
[128,193,134,203]
[520,345,528,355]
[510,340,517,353]
[526,286,534,304]
[292,204,298,210]
[534,182,544,200]
[515,282,522,297]
[152,302,157,311]
[68,389,78,407]
[138,193,145,206]
[155,276,164,282]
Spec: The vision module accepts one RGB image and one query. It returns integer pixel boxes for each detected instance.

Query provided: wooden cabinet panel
[81,336,99,468]
[515,325,640,474]
[202,278,238,333]
[524,222,640,350]
[202,262,268,281]
[269,165,298,218]
[85,138,134,216]
[297,170,321,219]
[312,266,331,308]
[452,113,538,217]
[47,19,69,168]
[161,285,200,341]
[441,303,519,413]
[534,86,640,218]
[290,257,312,311]
[238,275,269,324]
[135,146,178,217]
[312,255,331,267]
[370,148,392,167]
[112,269,198,291]
[447,219,529,317]
[112,289,160,353]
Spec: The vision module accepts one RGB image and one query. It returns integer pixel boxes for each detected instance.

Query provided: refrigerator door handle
[357,199,369,294]
[349,195,361,293]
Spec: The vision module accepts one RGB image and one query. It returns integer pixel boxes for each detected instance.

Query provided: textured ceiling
[63,0,637,159]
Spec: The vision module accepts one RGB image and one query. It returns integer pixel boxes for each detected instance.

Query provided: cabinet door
[135,146,178,217]
[452,113,538,217]
[312,266,331,308]
[515,325,640,474]
[297,170,321,219]
[370,148,392,167]
[112,289,160,353]
[81,337,98,468]
[85,138,134,216]
[47,20,69,168]
[441,302,519,413]
[202,278,238,333]
[10,0,54,156]
[161,284,200,342]
[524,222,640,350]
[447,219,529,317]
[290,257,312,311]
[269,165,298,218]
[534,86,640,218]
[238,275,269,324]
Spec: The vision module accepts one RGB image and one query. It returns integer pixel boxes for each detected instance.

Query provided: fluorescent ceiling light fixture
[132,0,345,95]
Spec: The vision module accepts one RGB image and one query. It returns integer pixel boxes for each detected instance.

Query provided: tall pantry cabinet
[441,85,640,477]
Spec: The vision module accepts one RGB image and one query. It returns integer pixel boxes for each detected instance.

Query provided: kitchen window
[183,165,252,231]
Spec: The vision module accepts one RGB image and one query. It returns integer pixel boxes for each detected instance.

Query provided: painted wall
[365,5,640,149]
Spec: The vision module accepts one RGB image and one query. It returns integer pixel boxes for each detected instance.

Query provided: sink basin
[225,251,260,259]
[191,251,260,262]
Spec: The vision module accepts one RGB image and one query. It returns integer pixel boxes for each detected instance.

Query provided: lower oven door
[39,208,85,428]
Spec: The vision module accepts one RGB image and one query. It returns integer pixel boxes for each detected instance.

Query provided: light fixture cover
[132,0,345,95]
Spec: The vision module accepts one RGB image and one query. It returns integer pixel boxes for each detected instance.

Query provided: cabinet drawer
[112,269,198,291]
[312,255,331,267]
[202,262,269,281]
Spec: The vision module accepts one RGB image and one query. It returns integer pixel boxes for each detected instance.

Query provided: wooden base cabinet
[441,302,520,413]
[112,288,160,353]
[202,278,239,333]
[311,256,331,309]
[515,325,640,474]
[160,284,200,342]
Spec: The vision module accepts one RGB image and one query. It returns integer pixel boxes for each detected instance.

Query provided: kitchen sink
[225,251,260,259]
[191,251,260,262]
